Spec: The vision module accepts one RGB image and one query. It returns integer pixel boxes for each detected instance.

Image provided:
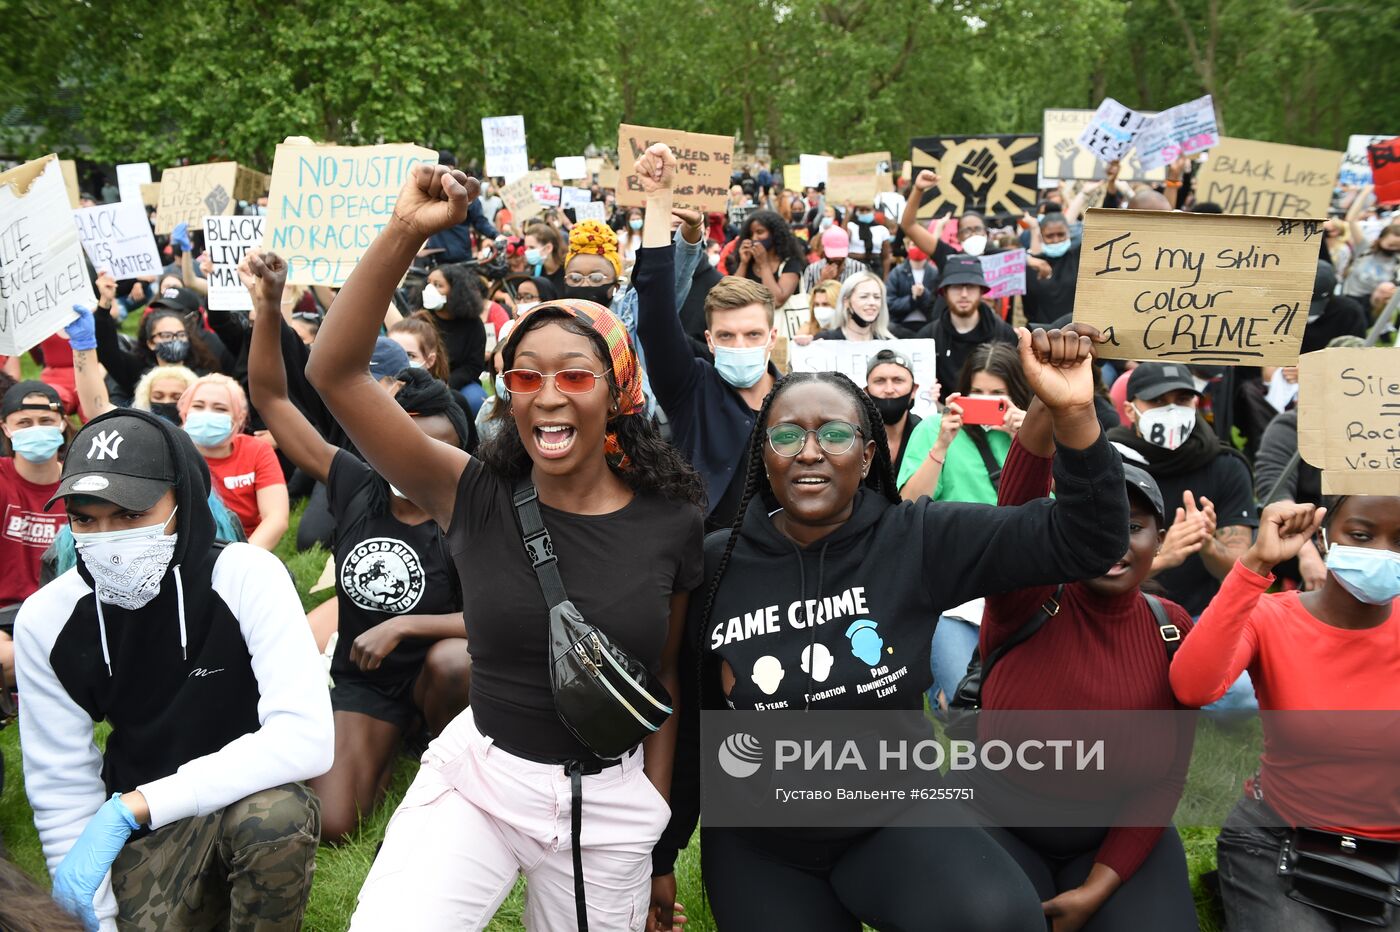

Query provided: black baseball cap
[48,413,178,511]
[1309,259,1337,322]
[1125,362,1199,402]
[937,254,989,291]
[1122,463,1166,526]
[149,286,202,316]
[2,380,63,419]
[866,348,914,379]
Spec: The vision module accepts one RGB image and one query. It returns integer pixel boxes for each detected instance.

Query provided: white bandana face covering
[73,509,178,610]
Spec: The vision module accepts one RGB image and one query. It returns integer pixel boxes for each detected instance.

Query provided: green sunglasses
[766,421,864,457]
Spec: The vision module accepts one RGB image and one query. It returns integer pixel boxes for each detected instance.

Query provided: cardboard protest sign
[1339,134,1393,187]
[0,155,95,356]
[203,215,264,311]
[1193,137,1341,218]
[140,183,161,207]
[157,162,268,235]
[910,135,1041,220]
[1078,98,1148,163]
[73,202,161,280]
[617,124,733,213]
[824,152,894,205]
[1132,95,1219,171]
[501,173,546,221]
[596,161,620,190]
[59,160,81,208]
[782,164,802,189]
[789,338,939,417]
[1072,208,1321,366]
[825,159,878,205]
[262,141,436,286]
[554,156,587,180]
[1042,110,1166,182]
[585,156,603,178]
[481,115,528,182]
[981,249,1027,300]
[1297,348,1400,494]
[1368,137,1400,206]
[116,162,152,205]
[799,154,829,189]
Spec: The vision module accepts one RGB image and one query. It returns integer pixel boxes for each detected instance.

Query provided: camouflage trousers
[112,783,320,931]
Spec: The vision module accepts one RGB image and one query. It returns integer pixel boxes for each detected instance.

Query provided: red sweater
[982,438,1196,881]
[1171,562,1400,839]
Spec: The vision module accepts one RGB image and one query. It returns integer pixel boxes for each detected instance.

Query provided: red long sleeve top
[1171,561,1400,839]
[982,438,1196,881]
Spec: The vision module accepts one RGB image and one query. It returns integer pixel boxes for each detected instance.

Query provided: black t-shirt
[1151,454,1258,616]
[327,451,462,682]
[1022,245,1081,328]
[448,457,704,759]
[743,256,803,286]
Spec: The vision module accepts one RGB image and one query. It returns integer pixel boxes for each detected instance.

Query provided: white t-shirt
[846,222,890,258]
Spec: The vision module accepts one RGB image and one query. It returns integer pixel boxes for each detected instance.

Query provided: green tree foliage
[2,0,1392,171]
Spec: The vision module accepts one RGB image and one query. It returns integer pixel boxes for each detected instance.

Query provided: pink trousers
[350,708,672,931]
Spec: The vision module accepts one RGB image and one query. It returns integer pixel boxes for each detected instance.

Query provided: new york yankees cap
[48,412,178,511]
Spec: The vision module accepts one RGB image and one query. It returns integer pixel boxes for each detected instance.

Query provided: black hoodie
[14,409,332,926]
[652,433,1129,872]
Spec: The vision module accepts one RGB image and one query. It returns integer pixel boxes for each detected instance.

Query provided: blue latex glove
[52,793,139,932]
[170,221,193,252]
[66,304,98,352]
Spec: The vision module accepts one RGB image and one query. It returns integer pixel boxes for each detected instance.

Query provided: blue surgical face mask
[713,344,769,389]
[628,218,643,231]
[184,410,234,447]
[494,373,508,400]
[1326,542,1400,606]
[8,424,64,462]
[855,211,875,224]
[1042,240,1071,259]
[524,247,544,268]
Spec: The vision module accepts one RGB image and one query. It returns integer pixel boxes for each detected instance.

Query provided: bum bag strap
[513,479,570,609]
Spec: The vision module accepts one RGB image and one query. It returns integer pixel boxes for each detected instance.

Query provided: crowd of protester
[0,134,1396,932]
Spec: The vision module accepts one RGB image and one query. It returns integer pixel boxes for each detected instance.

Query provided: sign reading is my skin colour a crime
[1072,208,1321,366]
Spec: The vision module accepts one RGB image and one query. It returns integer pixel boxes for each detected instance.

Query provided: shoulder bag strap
[512,479,569,608]
[514,479,591,932]
[1143,594,1183,661]
[980,585,1063,681]
[964,426,1003,490]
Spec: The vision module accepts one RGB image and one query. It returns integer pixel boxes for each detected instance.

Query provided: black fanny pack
[512,480,672,761]
[1278,826,1400,925]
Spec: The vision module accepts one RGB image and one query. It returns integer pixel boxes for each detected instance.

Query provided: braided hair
[698,371,901,631]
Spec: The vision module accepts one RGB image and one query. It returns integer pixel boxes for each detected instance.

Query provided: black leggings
[701,826,1045,931]
[987,825,1198,931]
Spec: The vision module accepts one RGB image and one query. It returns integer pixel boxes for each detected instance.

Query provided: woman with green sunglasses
[656,327,1133,931]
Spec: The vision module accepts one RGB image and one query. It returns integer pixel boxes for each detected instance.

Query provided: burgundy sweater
[982,438,1196,881]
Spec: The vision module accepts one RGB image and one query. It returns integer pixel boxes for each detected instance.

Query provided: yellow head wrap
[565,219,622,278]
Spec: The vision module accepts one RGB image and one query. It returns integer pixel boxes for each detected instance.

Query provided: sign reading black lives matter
[1072,208,1321,366]
[910,135,1040,220]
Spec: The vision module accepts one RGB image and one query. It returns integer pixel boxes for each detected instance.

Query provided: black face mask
[871,392,913,424]
[154,338,190,363]
[149,402,181,424]
[848,310,873,328]
[564,283,616,306]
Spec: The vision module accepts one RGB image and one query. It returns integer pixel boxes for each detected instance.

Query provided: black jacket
[916,304,1018,402]
[886,260,940,326]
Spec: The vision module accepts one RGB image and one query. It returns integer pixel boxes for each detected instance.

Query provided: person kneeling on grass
[14,408,333,931]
